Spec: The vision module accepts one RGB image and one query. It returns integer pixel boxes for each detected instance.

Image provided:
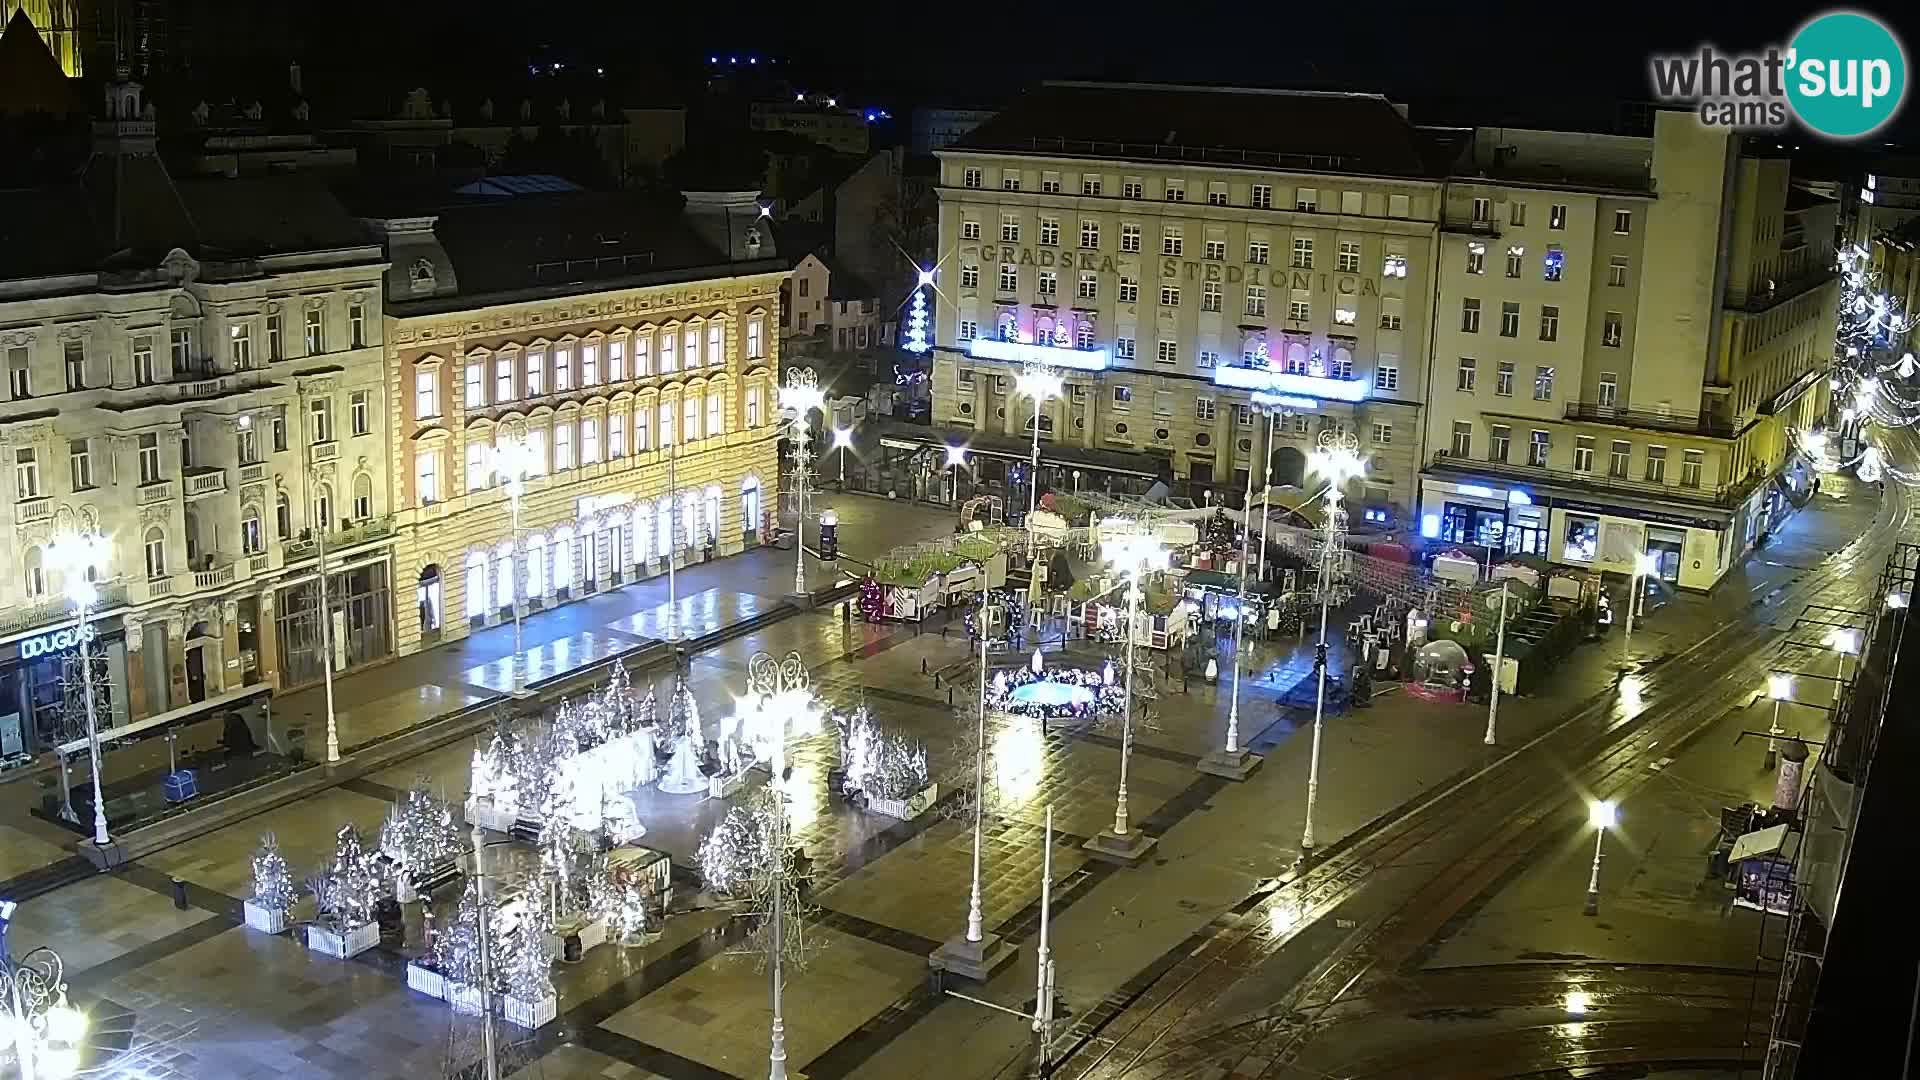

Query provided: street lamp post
[469,823,500,1080]
[1252,406,1284,583]
[0,945,88,1080]
[1199,433,1265,780]
[944,444,968,507]
[665,440,678,641]
[779,370,826,598]
[1483,581,1510,746]
[1583,799,1617,916]
[1826,627,1861,711]
[297,383,341,763]
[46,531,113,849]
[488,435,541,697]
[1015,365,1064,551]
[832,426,854,487]
[1765,673,1792,770]
[1300,432,1365,853]
[1084,527,1169,865]
[1620,551,1658,671]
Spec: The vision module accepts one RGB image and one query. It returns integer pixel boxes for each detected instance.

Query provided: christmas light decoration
[381,785,461,887]
[903,283,931,354]
[839,707,930,801]
[858,577,885,621]
[982,663,1126,721]
[250,832,295,912]
[314,824,383,929]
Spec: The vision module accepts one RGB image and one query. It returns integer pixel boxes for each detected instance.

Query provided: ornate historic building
[367,188,786,659]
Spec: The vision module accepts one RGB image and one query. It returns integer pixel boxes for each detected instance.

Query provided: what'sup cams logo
[1649,10,1907,138]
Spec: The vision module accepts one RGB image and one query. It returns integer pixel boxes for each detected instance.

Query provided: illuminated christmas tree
[903,286,930,354]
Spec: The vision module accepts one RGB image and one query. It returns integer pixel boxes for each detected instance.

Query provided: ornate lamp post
[1014,365,1063,550]
[296,382,340,763]
[488,434,542,697]
[0,945,88,1080]
[1300,431,1365,853]
[1583,799,1617,916]
[1084,525,1169,866]
[1199,425,1265,780]
[45,531,112,849]
[832,426,854,486]
[779,370,826,597]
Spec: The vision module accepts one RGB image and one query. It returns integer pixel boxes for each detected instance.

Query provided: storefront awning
[58,682,272,756]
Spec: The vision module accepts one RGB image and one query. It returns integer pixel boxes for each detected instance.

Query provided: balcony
[283,514,396,563]
[148,575,174,598]
[0,581,130,636]
[16,496,51,524]
[1442,216,1501,238]
[1212,359,1370,403]
[184,468,228,499]
[239,462,268,484]
[137,481,175,505]
[1427,451,1752,508]
[192,559,238,591]
[309,441,339,464]
[1563,401,1738,439]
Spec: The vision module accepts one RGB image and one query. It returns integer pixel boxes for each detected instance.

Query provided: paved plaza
[0,486,1885,1080]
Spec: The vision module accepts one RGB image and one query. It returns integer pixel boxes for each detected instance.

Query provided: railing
[249,554,272,574]
[1562,400,1737,439]
[984,135,1354,174]
[16,496,51,524]
[1442,217,1501,236]
[1428,451,1747,507]
[239,463,267,484]
[193,561,237,590]
[185,470,228,497]
[282,515,396,563]
[1727,267,1837,314]
[137,481,174,504]
[0,581,131,636]
[309,441,339,464]
[148,576,174,597]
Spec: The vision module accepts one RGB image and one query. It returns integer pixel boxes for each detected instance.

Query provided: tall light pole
[1583,799,1617,916]
[932,545,1014,981]
[1825,627,1860,710]
[297,383,340,763]
[46,531,112,849]
[0,945,89,1080]
[1199,424,1265,780]
[1483,581,1510,746]
[944,444,968,506]
[1300,431,1365,853]
[1764,673,1792,770]
[779,369,826,597]
[488,434,541,697]
[1015,365,1063,553]
[1249,401,1286,583]
[832,426,854,487]
[665,438,678,642]
[1085,526,1169,865]
[469,823,498,1080]
[1620,551,1657,672]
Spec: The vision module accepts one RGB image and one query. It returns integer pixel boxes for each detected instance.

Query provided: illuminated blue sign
[1211,364,1371,402]
[20,623,96,660]
[968,339,1110,371]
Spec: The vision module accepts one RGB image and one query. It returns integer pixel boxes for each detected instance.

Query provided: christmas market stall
[859,532,1013,623]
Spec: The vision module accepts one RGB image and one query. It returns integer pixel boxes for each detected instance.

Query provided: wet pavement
[0,483,1900,1080]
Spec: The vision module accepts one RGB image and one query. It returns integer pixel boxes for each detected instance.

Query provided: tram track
[1050,486,1910,1080]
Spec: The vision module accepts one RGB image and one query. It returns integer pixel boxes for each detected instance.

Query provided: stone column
[124,615,149,720]
[219,599,241,695]
[256,588,281,690]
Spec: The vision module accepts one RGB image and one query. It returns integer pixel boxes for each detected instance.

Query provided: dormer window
[409,257,436,292]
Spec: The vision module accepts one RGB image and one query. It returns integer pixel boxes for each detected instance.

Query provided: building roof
[0,10,79,116]
[1785,185,1838,212]
[949,82,1440,178]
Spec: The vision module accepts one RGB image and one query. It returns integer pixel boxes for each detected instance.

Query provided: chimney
[682,190,776,262]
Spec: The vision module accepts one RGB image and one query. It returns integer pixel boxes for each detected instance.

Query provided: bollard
[171,877,189,910]
[948,687,954,706]
[934,673,942,689]
[922,657,929,675]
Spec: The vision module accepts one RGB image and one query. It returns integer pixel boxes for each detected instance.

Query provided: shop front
[275,556,395,689]
[0,617,132,763]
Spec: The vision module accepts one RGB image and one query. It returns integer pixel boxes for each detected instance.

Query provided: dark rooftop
[950,82,1442,178]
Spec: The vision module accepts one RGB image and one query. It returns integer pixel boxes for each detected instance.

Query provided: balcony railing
[309,441,339,464]
[1428,451,1751,508]
[192,560,237,591]
[0,581,131,636]
[137,481,175,504]
[184,469,228,498]
[283,514,396,562]
[1563,401,1738,439]
[16,496,51,524]
[239,463,267,484]
[1442,217,1501,237]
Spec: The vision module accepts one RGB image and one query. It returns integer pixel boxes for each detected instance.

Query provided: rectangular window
[1383,249,1408,278]
[707,393,724,438]
[527,350,547,393]
[1153,390,1173,416]
[1205,239,1226,261]
[1119,277,1139,303]
[1201,281,1222,312]
[1465,242,1485,275]
[1288,291,1310,322]
[1549,204,1568,229]
[608,340,625,380]
[1116,337,1135,360]
[1164,179,1185,202]
[1112,385,1133,406]
[1681,449,1704,488]
[1341,190,1364,215]
[349,302,367,347]
[1248,241,1270,265]
[415,368,439,418]
[1040,217,1059,246]
[1472,197,1492,222]
[554,423,574,470]
[266,315,283,361]
[1121,223,1141,252]
[1295,189,1318,212]
[465,362,485,406]
[681,327,698,370]
[1574,436,1595,472]
[1613,209,1632,234]
[636,406,652,450]
[1039,270,1057,296]
[583,343,600,385]
[1334,305,1357,326]
[138,433,161,483]
[271,407,287,452]
[1451,421,1472,457]
[1196,397,1216,421]
[1123,178,1143,199]
[958,320,978,342]
[1372,422,1393,445]
[351,390,370,435]
[1082,176,1102,196]
[1291,237,1314,268]
[1645,445,1667,483]
[1608,256,1629,287]
[1160,285,1181,307]
[466,443,487,492]
[1156,339,1178,365]
[1388,193,1410,217]
[1003,172,1021,191]
[1078,323,1096,350]
[416,448,440,503]
[1598,372,1618,406]
[683,396,700,442]
[1251,184,1273,209]
[999,263,1019,292]
[1534,365,1555,401]
[960,264,979,289]
[1207,182,1228,206]
[1506,245,1524,278]
[660,332,677,373]
[1500,302,1520,337]
[68,438,92,490]
[1496,361,1515,397]
[304,307,324,353]
[496,357,515,401]
[1529,429,1550,467]
[962,220,981,241]
[1543,245,1565,282]
[309,396,333,443]
[1375,362,1399,392]
[1001,214,1020,242]
[1078,272,1098,300]
[144,531,165,579]
[13,448,38,499]
[1489,424,1511,463]
[2,349,27,400]
[1162,226,1183,256]
[1510,201,1527,226]
[1080,220,1099,248]
[1602,312,1623,347]
[1609,440,1631,479]
[1337,241,1360,272]
[963,167,982,189]
[226,325,249,370]
[1041,172,1062,194]
[1539,305,1560,341]
[609,412,627,458]
[1461,298,1481,333]
[526,429,546,474]
[1380,297,1403,330]
[133,336,156,385]
[1457,357,1477,391]
[637,333,656,375]
[1244,284,1265,316]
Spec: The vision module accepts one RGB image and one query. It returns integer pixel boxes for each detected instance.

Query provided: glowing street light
[943,444,968,503]
[45,530,112,848]
[1015,365,1065,551]
[1583,799,1617,916]
[1621,550,1658,671]
[1199,417,1267,780]
[780,369,826,596]
[832,426,854,485]
[488,435,543,696]
[1765,673,1792,769]
[1300,433,1364,852]
[1085,525,1170,865]
[1826,626,1861,709]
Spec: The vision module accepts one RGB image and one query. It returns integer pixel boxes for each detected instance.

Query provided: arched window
[276,491,292,539]
[1285,341,1309,375]
[704,485,722,548]
[241,504,264,554]
[23,547,46,598]
[417,564,442,633]
[352,473,374,519]
[526,534,547,598]
[493,544,513,610]
[741,476,762,540]
[464,550,489,619]
[312,482,334,533]
[144,527,167,580]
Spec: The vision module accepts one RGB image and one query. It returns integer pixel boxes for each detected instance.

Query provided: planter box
[866,782,940,822]
[503,990,558,1029]
[306,920,379,960]
[549,915,609,958]
[448,982,486,1015]
[242,900,288,935]
[406,961,448,1000]
[707,771,748,800]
